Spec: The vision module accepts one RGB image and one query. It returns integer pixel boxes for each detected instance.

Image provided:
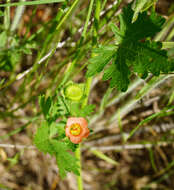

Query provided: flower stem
[75,77,93,190]
[75,144,83,190]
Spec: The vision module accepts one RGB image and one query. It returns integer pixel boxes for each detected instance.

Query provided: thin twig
[89,142,173,151]
[0,144,35,149]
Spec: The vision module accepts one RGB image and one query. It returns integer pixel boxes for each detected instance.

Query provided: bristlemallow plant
[34,81,95,178]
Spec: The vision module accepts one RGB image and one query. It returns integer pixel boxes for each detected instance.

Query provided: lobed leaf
[87,3,172,92]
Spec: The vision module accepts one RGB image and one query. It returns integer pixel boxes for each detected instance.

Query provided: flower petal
[77,117,88,128]
[70,136,82,144]
[83,128,90,138]
[67,117,88,128]
[65,126,71,137]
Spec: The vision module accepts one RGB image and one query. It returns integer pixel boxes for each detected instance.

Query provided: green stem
[0,0,64,7]
[75,144,83,190]
[82,77,93,108]
[75,77,93,190]
[56,0,79,31]
[11,0,26,32]
[81,0,95,38]
[4,0,10,30]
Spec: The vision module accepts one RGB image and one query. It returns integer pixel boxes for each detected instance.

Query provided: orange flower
[65,117,90,144]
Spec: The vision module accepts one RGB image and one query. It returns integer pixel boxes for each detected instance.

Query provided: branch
[0,144,35,149]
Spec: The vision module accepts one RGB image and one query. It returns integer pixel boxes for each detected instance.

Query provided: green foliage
[69,102,95,117]
[39,94,70,122]
[34,122,79,178]
[53,140,79,178]
[35,87,94,178]
[87,4,173,92]
[50,121,66,139]
[132,41,171,78]
[34,122,55,154]
[65,138,79,152]
[86,45,116,77]
[39,95,52,119]
[132,0,157,22]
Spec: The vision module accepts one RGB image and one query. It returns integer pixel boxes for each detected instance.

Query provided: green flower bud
[63,82,84,101]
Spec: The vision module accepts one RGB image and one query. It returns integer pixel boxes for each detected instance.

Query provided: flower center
[70,123,81,136]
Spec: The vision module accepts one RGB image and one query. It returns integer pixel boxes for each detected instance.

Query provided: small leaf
[109,23,123,43]
[69,102,95,117]
[50,122,66,139]
[50,123,58,138]
[132,0,157,22]
[81,104,95,117]
[39,95,52,119]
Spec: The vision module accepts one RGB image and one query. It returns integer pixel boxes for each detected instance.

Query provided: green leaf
[39,95,52,119]
[55,96,70,116]
[50,123,59,138]
[34,121,79,178]
[51,140,80,178]
[39,94,70,122]
[103,53,130,91]
[50,121,66,139]
[109,23,123,43]
[0,49,21,71]
[65,138,79,152]
[132,41,170,77]
[69,102,95,117]
[34,122,54,154]
[132,0,157,22]
[81,104,95,117]
[86,45,116,77]
[120,5,165,42]
[87,3,169,92]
